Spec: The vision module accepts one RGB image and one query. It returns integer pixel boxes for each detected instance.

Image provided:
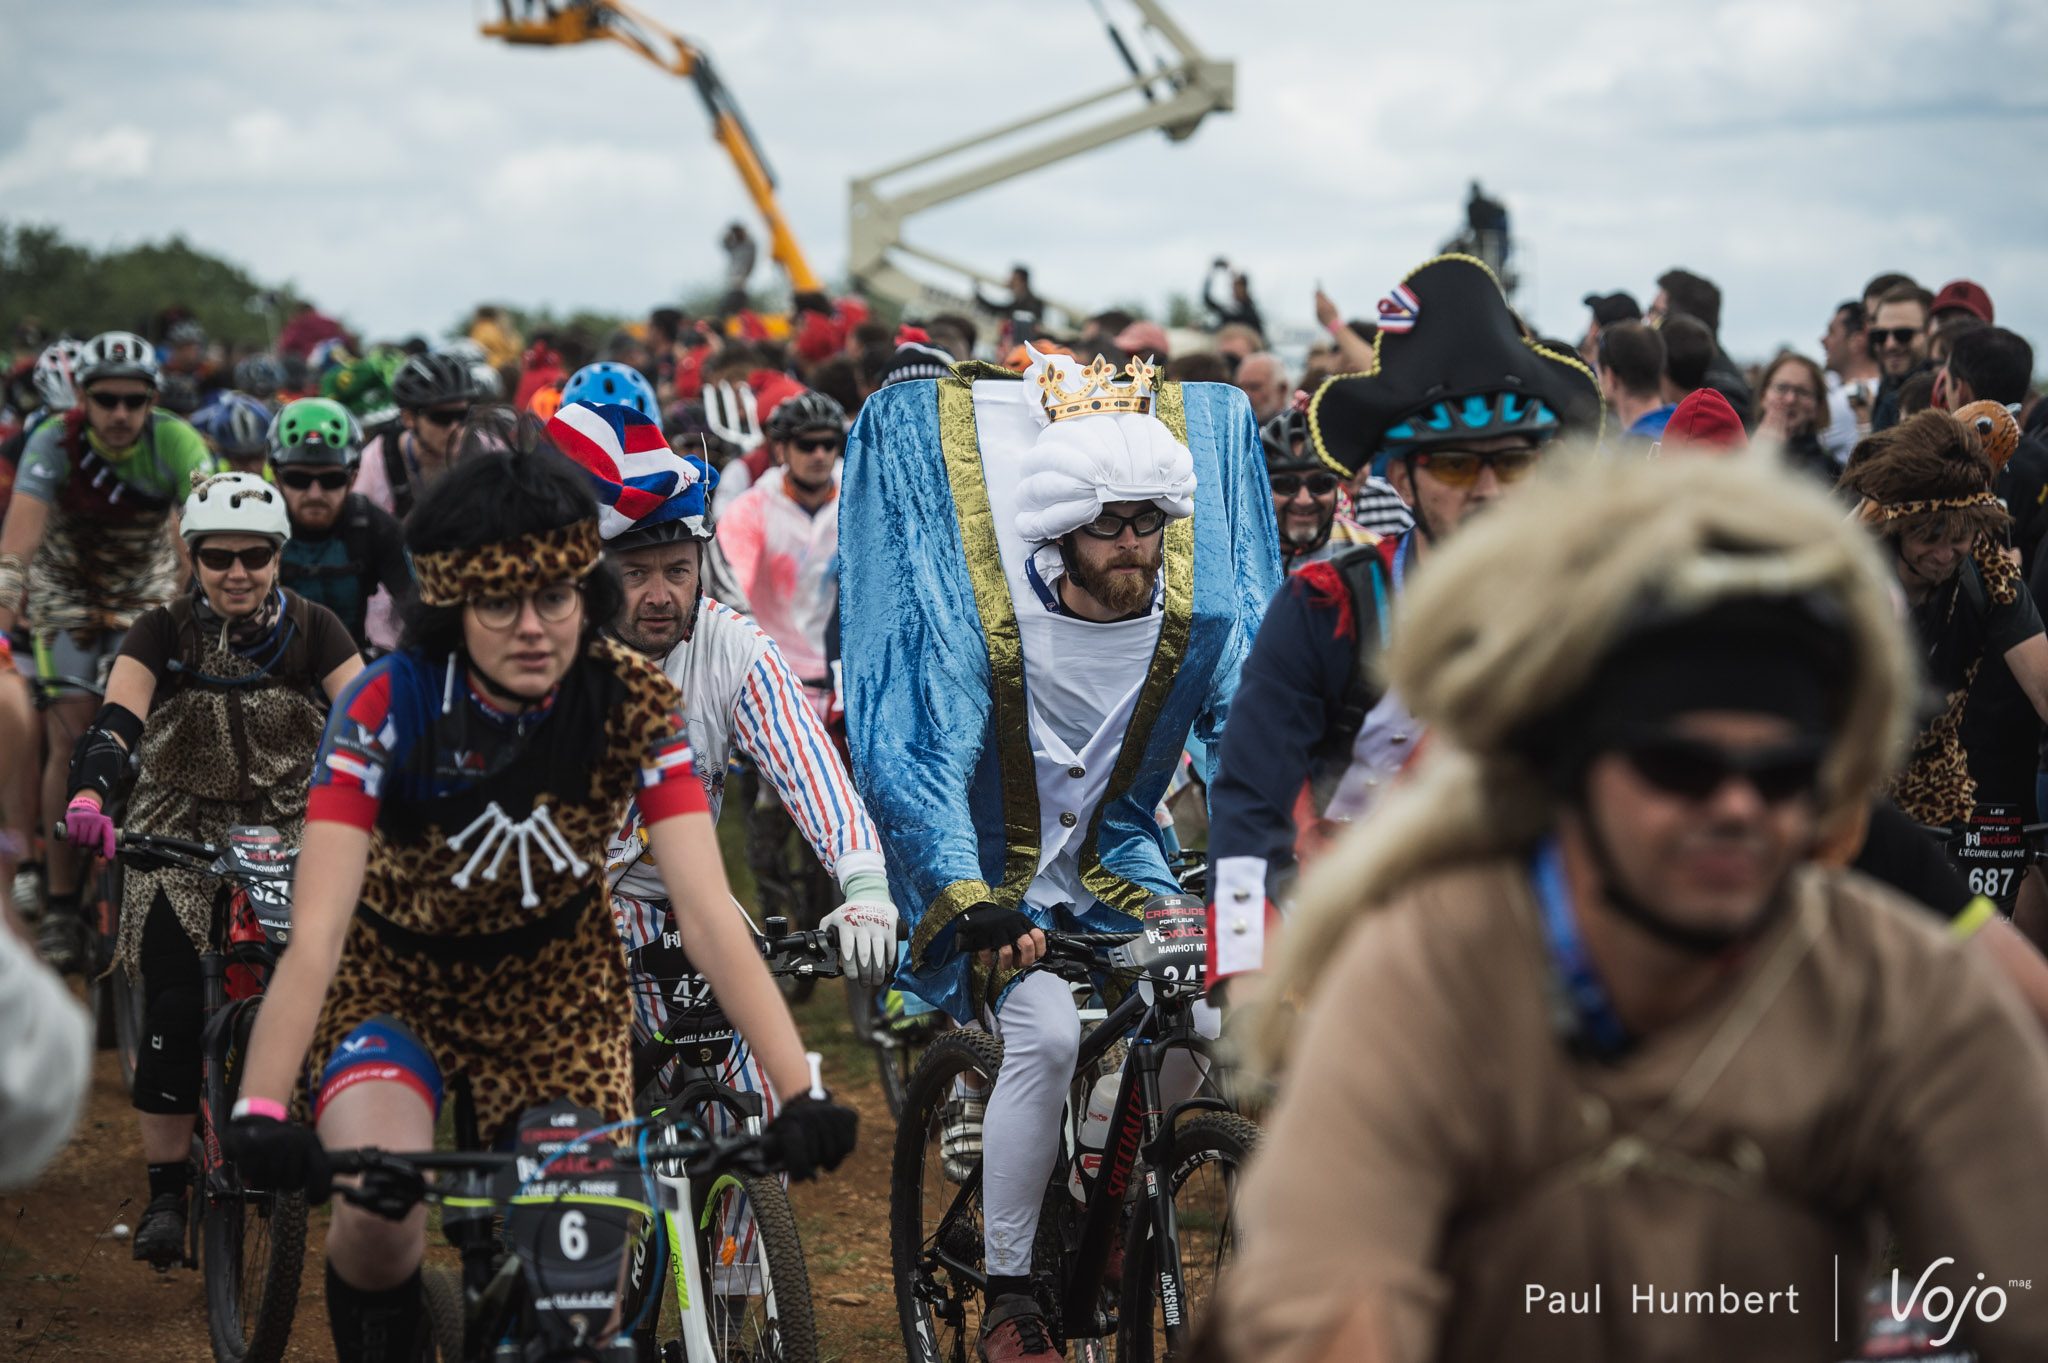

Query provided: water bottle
[1068,1073,1120,1201]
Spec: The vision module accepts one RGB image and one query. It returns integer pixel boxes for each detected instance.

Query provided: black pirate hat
[1308,254,1604,477]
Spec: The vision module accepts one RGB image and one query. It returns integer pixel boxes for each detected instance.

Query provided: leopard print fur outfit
[29,510,181,641]
[304,635,684,1136]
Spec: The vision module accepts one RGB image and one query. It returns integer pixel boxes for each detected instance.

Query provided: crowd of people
[2,244,2047,1363]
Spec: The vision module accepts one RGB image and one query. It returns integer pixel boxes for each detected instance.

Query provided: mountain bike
[891,896,1256,1363]
[628,915,837,1362]
[64,823,306,1363]
[327,1109,788,1363]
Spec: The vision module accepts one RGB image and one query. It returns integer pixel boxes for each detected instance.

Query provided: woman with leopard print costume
[226,433,857,1363]
[1838,410,2048,825]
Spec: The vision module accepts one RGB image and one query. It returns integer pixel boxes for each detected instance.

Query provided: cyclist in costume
[1205,255,1601,997]
[227,433,856,1363]
[268,398,412,652]
[59,471,362,1264]
[355,352,480,521]
[841,346,1278,1361]
[0,330,219,970]
[1261,405,1380,575]
[1837,410,2048,824]
[1214,453,2048,1363]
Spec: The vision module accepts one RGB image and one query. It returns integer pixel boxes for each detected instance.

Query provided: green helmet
[268,397,363,468]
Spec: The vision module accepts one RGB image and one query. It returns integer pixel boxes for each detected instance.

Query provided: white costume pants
[981,969,1220,1276]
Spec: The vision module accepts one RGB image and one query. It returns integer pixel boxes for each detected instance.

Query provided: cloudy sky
[5,0,2045,364]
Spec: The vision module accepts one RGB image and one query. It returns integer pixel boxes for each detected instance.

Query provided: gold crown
[1038,355,1156,423]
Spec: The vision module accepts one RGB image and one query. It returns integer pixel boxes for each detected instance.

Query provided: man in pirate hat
[1204,254,1603,998]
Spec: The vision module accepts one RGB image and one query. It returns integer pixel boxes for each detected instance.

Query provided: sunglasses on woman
[1078,507,1169,540]
[195,545,277,573]
[470,582,582,631]
[1616,733,1824,804]
[419,406,471,427]
[1411,449,1538,488]
[1270,472,1339,497]
[277,468,352,492]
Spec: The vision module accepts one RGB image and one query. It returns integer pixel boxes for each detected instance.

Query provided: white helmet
[181,472,291,547]
[79,330,161,388]
[33,340,87,412]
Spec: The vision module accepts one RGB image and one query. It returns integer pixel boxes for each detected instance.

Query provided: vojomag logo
[1890,1258,2007,1349]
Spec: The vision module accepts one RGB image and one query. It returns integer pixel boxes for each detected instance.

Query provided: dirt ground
[1,982,906,1362]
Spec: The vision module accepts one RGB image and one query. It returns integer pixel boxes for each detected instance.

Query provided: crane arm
[482,1,822,295]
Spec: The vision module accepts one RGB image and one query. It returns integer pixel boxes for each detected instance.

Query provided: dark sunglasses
[88,390,151,412]
[1616,734,1824,804]
[1870,327,1920,348]
[418,406,471,427]
[277,468,351,492]
[1411,448,1539,488]
[1271,472,1340,498]
[1078,507,1169,540]
[195,545,277,573]
[792,435,843,453]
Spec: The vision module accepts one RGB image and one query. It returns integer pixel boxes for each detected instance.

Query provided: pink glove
[63,796,116,861]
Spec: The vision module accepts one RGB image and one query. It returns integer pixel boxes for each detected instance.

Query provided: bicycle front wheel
[1115,1112,1258,1363]
[202,1003,308,1363]
[892,1027,1004,1363]
[690,1168,817,1363]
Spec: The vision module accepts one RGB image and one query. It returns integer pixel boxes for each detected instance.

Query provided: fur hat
[1838,410,2007,545]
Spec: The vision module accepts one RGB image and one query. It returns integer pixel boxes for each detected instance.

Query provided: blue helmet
[561,362,660,419]
[195,392,274,460]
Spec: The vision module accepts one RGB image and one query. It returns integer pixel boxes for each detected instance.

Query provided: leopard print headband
[1859,491,2004,526]
[412,519,603,607]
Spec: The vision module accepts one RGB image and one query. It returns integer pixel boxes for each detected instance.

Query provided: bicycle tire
[421,1264,464,1362]
[1115,1112,1259,1363]
[690,1169,817,1363]
[892,1027,1004,1363]
[202,1000,308,1363]
[112,965,146,1097]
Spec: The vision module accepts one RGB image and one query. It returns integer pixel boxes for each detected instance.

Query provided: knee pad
[316,1015,445,1125]
[133,974,204,1114]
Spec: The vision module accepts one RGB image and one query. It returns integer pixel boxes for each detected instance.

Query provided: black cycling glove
[224,1115,333,1203]
[767,1094,859,1182]
[955,902,1036,953]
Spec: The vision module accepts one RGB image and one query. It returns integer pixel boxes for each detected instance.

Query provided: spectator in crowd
[1941,327,2045,570]
[976,265,1045,340]
[1930,279,1995,330]
[1313,288,1378,374]
[1819,299,1880,460]
[1204,259,1265,337]
[1078,310,1134,357]
[1115,319,1171,363]
[466,304,523,373]
[1648,267,1754,424]
[1166,352,1230,384]
[924,313,979,365]
[1862,271,1917,319]
[1751,351,1835,480]
[1658,315,1715,408]
[1578,291,1641,370]
[1214,323,1263,371]
[1233,351,1293,424]
[1595,320,1672,440]
[720,221,758,315]
[1869,282,1935,431]
[1656,387,1749,456]
[1928,316,1987,371]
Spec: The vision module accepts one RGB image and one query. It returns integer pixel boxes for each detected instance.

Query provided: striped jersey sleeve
[732,641,881,877]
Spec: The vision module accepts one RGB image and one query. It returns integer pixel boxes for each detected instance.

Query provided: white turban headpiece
[1012,345,1196,543]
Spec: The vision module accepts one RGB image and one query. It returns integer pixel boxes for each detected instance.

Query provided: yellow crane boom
[482,0,823,296]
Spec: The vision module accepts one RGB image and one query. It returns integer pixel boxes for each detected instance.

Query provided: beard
[616,607,684,656]
[1281,504,1334,549]
[1067,539,1163,617]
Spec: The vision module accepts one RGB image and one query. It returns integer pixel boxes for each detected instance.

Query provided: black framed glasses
[277,468,352,492]
[1077,507,1169,540]
[1270,471,1339,498]
[1411,448,1539,488]
[792,435,843,454]
[1616,733,1824,805]
[470,582,582,631]
[195,545,277,573]
[88,390,151,412]
[419,405,471,427]
[1870,327,1920,348]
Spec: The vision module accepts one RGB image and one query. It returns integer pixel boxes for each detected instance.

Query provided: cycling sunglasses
[1615,733,1824,804]
[1078,507,1169,539]
[195,545,277,573]
[792,435,843,453]
[88,390,151,412]
[1411,448,1539,488]
[277,468,351,492]
[1270,472,1340,498]
[1869,327,1921,348]
[418,406,471,427]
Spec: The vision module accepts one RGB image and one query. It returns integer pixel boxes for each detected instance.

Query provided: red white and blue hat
[547,401,717,548]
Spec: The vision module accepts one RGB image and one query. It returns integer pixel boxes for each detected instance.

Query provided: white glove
[821,899,898,988]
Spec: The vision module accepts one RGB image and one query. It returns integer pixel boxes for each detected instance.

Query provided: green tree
[0,221,306,353]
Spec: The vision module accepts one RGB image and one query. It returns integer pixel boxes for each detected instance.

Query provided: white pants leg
[980,970,1081,1277]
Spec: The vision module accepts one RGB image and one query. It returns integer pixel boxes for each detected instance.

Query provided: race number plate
[1953,804,2026,911]
[1108,894,1208,984]
[223,826,295,941]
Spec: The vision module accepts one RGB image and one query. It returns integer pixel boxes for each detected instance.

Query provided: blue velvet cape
[840,366,1280,1020]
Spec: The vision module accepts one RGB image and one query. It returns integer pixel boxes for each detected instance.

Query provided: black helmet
[1261,408,1318,471]
[391,352,481,410]
[764,389,848,443]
